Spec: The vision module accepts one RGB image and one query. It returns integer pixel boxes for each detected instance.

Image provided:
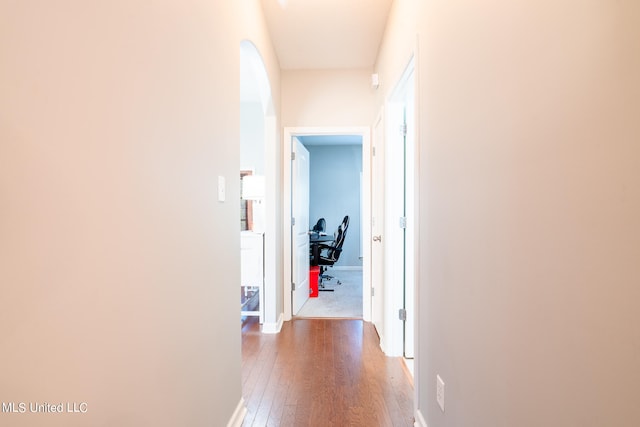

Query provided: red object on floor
[309,266,319,297]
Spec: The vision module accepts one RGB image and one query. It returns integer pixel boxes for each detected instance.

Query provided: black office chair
[309,217,328,262]
[339,215,349,237]
[312,217,326,233]
[321,215,349,284]
[309,231,330,268]
[311,225,346,288]
[341,215,349,229]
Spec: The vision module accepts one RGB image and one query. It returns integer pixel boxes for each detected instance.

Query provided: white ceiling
[260,0,394,70]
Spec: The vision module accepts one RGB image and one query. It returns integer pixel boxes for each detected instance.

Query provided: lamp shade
[241,175,265,200]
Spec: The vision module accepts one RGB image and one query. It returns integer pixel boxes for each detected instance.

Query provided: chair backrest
[340,215,349,238]
[326,225,345,262]
[340,215,349,244]
[312,217,326,233]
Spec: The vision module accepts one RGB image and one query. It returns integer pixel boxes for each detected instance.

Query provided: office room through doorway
[300,135,363,318]
[284,129,370,320]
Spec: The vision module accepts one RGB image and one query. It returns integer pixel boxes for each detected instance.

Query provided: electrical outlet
[436,374,445,412]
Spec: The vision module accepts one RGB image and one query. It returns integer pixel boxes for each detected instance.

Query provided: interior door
[292,138,310,315]
[371,112,385,339]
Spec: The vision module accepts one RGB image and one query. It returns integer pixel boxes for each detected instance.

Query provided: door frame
[283,126,371,321]
[240,40,279,333]
[371,109,386,343]
[383,55,417,357]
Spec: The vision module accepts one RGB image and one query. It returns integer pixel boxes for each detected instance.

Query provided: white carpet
[297,268,363,318]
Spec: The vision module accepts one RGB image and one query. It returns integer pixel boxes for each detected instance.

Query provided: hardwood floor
[241,317,414,427]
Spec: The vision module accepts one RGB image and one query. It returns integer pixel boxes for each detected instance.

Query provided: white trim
[226,397,247,427]
[261,312,283,334]
[370,106,385,350]
[379,336,387,353]
[411,33,422,427]
[283,130,293,322]
[283,126,372,323]
[240,40,279,332]
[263,114,278,329]
[414,409,428,427]
[380,52,418,360]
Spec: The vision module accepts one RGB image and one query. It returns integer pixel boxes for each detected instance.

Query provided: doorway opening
[283,127,372,322]
[298,135,363,318]
[240,40,279,333]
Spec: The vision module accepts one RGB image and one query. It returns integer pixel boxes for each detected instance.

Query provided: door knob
[373,235,382,242]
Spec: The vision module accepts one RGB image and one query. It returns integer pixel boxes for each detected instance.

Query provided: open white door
[371,111,385,342]
[291,138,310,315]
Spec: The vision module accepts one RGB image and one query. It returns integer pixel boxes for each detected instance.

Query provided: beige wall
[281,68,376,127]
[410,1,640,426]
[0,0,278,425]
[372,0,418,112]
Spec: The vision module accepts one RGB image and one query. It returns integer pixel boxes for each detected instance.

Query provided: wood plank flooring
[241,318,414,427]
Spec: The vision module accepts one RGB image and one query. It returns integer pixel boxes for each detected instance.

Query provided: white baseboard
[226,397,246,427]
[332,266,363,271]
[414,409,428,427]
[261,312,283,334]
[379,335,401,357]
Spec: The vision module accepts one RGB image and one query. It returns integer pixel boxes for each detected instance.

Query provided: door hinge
[292,282,296,291]
[291,152,296,160]
[291,217,296,226]
[371,287,375,297]
[399,308,407,321]
[400,123,407,137]
[399,216,407,229]
[372,146,376,156]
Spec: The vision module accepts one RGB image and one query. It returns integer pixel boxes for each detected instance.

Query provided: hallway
[241,318,414,426]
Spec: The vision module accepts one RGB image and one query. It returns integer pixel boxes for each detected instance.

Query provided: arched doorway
[240,41,280,333]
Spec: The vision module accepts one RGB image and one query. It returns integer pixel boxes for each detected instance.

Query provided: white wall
[375,0,640,425]
[371,0,417,110]
[281,67,374,321]
[371,0,419,387]
[373,0,640,426]
[281,68,376,127]
[0,1,279,425]
[307,144,363,267]
[241,102,265,174]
